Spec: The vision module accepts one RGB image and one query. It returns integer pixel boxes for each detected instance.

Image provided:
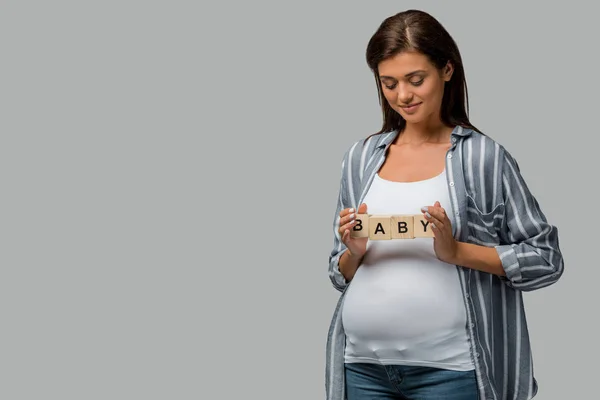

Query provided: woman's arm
[338,248,364,282]
[490,149,564,291]
[328,150,352,292]
[452,242,506,276]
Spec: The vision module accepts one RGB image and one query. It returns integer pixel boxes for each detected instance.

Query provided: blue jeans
[345,362,479,400]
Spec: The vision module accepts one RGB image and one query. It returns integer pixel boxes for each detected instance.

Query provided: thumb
[358,203,368,214]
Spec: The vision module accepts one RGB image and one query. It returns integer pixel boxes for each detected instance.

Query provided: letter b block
[350,214,370,238]
[391,215,414,239]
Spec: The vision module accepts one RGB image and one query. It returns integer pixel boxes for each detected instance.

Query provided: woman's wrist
[339,249,363,281]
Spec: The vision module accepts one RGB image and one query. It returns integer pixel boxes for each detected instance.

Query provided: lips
[400,102,422,113]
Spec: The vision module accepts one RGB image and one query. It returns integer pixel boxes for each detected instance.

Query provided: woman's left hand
[421,201,459,265]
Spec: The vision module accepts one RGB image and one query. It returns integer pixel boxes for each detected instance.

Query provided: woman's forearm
[338,249,363,282]
[453,241,506,276]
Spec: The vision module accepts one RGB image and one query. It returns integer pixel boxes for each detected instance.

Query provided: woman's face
[378,50,453,125]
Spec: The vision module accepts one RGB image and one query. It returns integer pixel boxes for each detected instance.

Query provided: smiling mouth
[402,102,422,109]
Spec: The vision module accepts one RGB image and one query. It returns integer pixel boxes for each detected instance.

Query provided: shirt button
[449,182,455,187]
[447,154,453,159]
[470,323,475,328]
[455,211,459,215]
[465,293,470,298]
[475,352,480,357]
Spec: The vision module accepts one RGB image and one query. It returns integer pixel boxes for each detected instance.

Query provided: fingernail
[349,208,354,213]
[425,212,431,218]
[431,223,436,228]
[349,213,355,219]
[421,206,429,212]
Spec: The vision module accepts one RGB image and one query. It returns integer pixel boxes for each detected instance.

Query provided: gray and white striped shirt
[326,125,564,400]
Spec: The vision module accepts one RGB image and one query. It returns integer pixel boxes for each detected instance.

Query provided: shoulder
[341,130,397,167]
[460,128,504,154]
[459,128,518,171]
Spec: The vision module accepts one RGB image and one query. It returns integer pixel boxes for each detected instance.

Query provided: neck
[397,118,452,145]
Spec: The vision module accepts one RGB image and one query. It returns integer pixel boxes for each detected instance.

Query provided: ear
[442,61,454,82]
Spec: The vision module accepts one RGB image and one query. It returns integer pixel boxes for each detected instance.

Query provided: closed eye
[382,78,424,90]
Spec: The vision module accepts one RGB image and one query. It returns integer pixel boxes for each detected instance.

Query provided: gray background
[1,1,595,399]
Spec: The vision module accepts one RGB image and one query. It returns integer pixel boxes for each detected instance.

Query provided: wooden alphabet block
[368,215,392,240]
[391,215,414,239]
[413,214,434,238]
[349,214,370,238]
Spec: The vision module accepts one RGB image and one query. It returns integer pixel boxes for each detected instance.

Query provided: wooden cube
[413,214,434,238]
[349,213,370,238]
[368,215,392,240]
[391,215,414,239]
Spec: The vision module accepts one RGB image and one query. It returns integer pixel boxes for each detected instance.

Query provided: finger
[339,207,355,218]
[430,221,438,238]
[341,229,349,243]
[357,203,368,214]
[340,211,357,227]
[339,220,357,237]
[428,204,448,222]
[341,227,357,244]
[424,212,445,231]
[428,218,443,239]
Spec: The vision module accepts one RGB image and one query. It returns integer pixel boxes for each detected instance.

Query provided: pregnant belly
[341,255,467,343]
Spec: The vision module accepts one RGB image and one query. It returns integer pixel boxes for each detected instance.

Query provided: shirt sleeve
[328,152,351,292]
[495,149,565,291]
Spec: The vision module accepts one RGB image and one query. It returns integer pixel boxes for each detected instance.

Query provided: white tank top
[342,170,474,371]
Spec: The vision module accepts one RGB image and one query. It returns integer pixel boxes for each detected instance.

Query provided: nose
[396,82,413,105]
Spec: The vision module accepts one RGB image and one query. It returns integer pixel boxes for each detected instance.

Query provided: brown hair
[365,9,482,136]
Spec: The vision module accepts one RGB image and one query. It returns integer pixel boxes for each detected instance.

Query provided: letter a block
[413,215,434,238]
[369,215,392,240]
[391,215,414,239]
[350,214,370,238]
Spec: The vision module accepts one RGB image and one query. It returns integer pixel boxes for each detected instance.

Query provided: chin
[400,113,424,123]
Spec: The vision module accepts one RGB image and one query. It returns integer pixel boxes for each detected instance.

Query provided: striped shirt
[326,125,564,400]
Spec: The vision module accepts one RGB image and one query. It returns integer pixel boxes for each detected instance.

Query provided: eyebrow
[379,70,426,80]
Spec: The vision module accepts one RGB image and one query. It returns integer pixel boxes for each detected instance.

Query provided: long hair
[365,9,482,137]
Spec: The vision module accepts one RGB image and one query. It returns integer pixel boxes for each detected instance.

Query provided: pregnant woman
[325,9,564,400]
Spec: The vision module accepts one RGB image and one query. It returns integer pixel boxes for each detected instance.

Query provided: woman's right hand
[339,203,368,259]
